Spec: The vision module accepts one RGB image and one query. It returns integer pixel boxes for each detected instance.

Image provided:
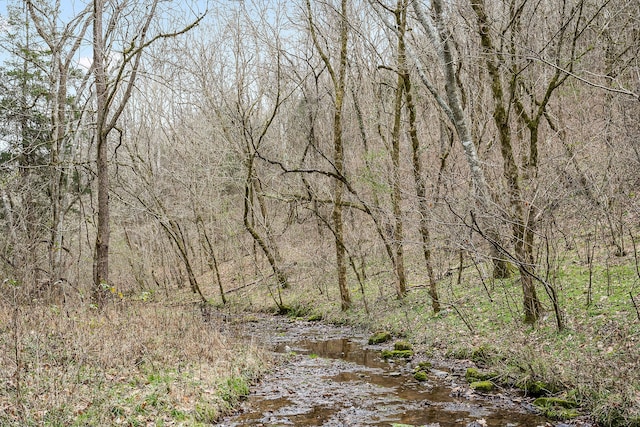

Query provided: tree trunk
[413,0,510,279]
[398,0,440,311]
[471,0,541,322]
[334,0,351,310]
[391,6,407,298]
[93,0,110,304]
[306,0,351,310]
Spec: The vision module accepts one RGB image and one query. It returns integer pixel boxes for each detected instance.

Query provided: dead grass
[0,296,270,426]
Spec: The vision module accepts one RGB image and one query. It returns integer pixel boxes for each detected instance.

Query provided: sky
[1,0,219,72]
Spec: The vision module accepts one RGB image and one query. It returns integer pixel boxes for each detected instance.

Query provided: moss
[417,361,432,370]
[534,396,579,420]
[394,341,413,351]
[470,380,495,392]
[381,349,414,359]
[414,370,428,381]
[518,379,558,397]
[539,407,579,420]
[307,313,323,322]
[466,367,481,381]
[368,331,392,345]
[465,367,498,382]
[533,397,577,409]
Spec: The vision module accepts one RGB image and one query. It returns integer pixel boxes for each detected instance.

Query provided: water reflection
[223,335,547,426]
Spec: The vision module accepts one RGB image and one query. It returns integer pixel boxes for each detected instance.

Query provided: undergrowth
[0,297,269,426]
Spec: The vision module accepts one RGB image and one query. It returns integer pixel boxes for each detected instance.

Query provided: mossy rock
[394,341,413,351]
[368,331,392,345]
[518,379,558,397]
[465,367,498,382]
[381,349,414,359]
[533,396,578,420]
[414,370,428,381]
[417,361,432,370]
[307,313,323,322]
[470,380,495,392]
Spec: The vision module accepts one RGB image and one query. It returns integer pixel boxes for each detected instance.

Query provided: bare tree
[306,0,352,310]
[395,0,440,311]
[25,0,92,285]
[91,0,203,304]
[410,0,511,279]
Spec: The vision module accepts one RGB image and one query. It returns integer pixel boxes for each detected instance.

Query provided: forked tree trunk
[471,0,543,322]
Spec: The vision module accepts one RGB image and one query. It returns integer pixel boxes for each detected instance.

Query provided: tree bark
[397,0,440,312]
[391,3,407,298]
[93,0,110,304]
[306,0,351,310]
[471,0,542,322]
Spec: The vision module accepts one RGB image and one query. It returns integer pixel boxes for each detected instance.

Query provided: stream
[218,316,557,427]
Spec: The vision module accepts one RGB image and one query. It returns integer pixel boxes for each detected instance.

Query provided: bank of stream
[219,316,572,426]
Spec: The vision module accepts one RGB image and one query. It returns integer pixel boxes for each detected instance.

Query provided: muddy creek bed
[218,316,553,427]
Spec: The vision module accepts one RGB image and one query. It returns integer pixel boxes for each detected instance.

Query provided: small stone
[414,370,428,381]
[368,331,392,345]
[394,341,413,351]
[432,369,449,378]
[470,380,495,392]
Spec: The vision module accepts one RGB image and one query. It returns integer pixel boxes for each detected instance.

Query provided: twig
[526,55,640,101]
[630,292,640,322]
[465,209,564,331]
[225,273,275,294]
[445,302,475,334]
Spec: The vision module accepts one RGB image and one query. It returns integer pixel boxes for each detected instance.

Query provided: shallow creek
[219,316,551,427]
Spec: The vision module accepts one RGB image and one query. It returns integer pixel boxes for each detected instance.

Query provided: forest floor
[0,250,638,426]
